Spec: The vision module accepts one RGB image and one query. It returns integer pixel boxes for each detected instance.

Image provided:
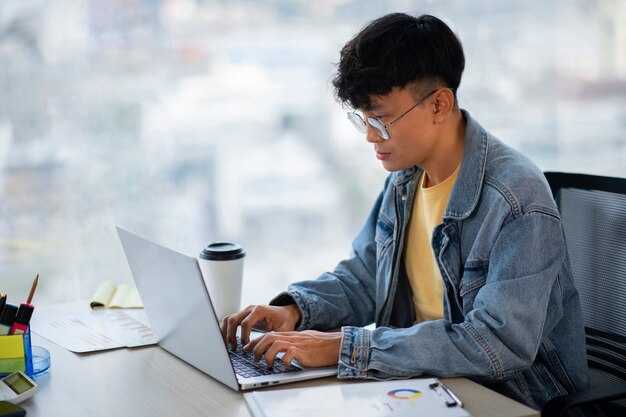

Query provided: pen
[9,275,38,336]
[0,304,18,335]
[27,275,39,305]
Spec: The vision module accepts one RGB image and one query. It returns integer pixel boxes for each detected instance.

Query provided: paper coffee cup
[198,242,245,321]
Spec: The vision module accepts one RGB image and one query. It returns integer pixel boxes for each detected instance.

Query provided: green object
[0,358,25,377]
[0,401,26,417]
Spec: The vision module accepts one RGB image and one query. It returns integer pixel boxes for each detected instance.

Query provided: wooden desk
[21,334,539,417]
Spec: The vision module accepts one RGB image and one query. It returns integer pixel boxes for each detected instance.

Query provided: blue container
[0,327,49,380]
[23,327,34,376]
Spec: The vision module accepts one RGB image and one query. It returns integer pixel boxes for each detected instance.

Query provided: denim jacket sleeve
[338,210,567,381]
[269,188,387,331]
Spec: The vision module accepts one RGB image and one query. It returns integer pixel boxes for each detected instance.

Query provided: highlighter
[0,293,6,315]
[0,304,18,335]
[9,275,38,336]
[9,306,33,335]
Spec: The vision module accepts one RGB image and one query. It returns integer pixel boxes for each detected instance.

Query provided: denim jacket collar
[389,109,487,220]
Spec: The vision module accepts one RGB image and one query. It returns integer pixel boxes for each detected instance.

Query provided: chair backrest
[545,172,626,413]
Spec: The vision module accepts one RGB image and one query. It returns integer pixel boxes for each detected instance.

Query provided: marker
[0,304,18,335]
[9,275,38,336]
[0,293,6,315]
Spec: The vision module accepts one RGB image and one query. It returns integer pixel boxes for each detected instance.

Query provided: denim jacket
[271,110,589,410]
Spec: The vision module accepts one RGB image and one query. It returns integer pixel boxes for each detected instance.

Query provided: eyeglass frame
[347,88,444,140]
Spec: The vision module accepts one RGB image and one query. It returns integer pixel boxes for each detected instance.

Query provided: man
[221,13,589,412]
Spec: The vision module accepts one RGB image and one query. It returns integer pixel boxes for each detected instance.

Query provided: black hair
[332,13,465,110]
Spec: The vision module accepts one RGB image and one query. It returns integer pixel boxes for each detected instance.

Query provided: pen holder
[0,327,34,377]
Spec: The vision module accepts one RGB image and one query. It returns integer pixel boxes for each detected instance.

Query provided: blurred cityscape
[1,0,625,306]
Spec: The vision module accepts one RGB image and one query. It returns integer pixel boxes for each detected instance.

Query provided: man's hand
[244,330,342,368]
[220,304,302,349]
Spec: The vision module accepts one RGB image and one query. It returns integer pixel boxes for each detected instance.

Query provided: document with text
[30,300,156,352]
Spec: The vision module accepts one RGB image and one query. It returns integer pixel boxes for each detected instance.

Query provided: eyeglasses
[347,89,440,140]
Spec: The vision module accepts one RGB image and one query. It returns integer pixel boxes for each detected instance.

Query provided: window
[1,0,624,305]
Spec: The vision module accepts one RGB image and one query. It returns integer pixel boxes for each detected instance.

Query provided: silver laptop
[116,226,337,391]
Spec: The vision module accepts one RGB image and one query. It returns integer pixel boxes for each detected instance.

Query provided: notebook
[116,226,337,391]
[90,280,143,309]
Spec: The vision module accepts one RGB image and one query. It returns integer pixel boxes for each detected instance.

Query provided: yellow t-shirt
[404,164,461,322]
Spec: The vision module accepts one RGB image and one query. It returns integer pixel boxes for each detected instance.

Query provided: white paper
[30,300,157,353]
[244,378,471,417]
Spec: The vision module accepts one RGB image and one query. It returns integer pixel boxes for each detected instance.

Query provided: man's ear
[432,88,455,124]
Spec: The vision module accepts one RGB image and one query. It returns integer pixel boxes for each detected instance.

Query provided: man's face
[361,87,440,172]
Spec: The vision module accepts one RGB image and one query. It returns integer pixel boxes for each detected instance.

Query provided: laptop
[116,226,337,391]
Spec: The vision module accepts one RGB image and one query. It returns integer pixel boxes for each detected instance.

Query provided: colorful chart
[387,389,422,399]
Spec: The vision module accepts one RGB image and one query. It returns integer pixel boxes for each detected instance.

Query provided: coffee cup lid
[199,242,245,261]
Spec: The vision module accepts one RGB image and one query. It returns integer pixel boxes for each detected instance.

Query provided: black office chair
[541,172,626,417]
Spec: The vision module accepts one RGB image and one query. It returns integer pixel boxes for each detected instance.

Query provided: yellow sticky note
[0,335,25,374]
[0,335,25,358]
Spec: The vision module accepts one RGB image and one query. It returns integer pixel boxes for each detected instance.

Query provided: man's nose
[365,126,384,143]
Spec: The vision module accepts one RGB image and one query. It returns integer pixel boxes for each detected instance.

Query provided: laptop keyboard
[229,338,301,378]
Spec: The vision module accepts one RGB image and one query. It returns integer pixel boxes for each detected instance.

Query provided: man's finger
[240,310,265,346]
[250,332,277,362]
[224,307,253,349]
[219,316,228,339]
[280,346,302,368]
[263,340,291,368]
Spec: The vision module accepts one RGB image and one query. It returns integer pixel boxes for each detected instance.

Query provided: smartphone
[0,401,26,417]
